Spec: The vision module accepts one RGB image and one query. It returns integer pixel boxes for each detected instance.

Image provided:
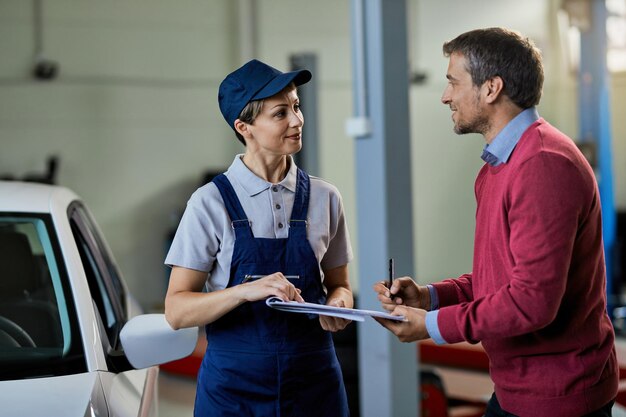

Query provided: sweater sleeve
[431,273,474,307]
[437,152,590,344]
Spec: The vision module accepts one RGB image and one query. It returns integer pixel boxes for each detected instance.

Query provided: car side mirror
[120,314,197,369]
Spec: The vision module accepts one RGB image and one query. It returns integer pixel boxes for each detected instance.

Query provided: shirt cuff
[427,284,439,310]
[425,310,447,345]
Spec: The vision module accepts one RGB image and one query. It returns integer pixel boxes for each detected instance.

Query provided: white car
[0,181,197,417]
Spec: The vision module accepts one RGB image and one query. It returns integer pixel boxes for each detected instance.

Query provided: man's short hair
[443,27,544,109]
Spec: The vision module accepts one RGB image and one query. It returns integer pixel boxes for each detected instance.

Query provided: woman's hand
[320,264,353,332]
[239,272,305,303]
[373,276,431,311]
[320,298,351,332]
[165,269,304,330]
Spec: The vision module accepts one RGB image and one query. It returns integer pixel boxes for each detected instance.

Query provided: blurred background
[1,0,626,415]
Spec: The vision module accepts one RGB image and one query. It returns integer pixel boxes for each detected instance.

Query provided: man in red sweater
[374,27,618,417]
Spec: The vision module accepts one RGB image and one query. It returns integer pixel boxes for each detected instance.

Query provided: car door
[68,202,157,417]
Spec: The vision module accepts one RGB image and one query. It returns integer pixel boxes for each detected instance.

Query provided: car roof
[0,181,79,214]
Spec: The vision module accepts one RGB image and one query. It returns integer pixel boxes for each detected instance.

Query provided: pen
[243,274,300,282]
[388,258,395,299]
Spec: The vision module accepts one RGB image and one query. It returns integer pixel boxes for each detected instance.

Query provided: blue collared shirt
[481,107,540,166]
[425,107,540,345]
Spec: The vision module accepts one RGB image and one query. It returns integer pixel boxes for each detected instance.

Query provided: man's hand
[374,305,429,343]
[373,277,431,311]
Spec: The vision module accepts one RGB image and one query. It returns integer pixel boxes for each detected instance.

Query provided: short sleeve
[319,186,353,271]
[164,183,225,273]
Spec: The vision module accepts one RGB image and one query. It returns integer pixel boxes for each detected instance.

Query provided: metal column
[578,0,617,312]
[291,53,320,176]
[349,0,418,415]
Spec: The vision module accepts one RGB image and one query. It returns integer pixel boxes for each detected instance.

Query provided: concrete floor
[158,371,196,416]
[156,369,626,417]
[156,336,626,417]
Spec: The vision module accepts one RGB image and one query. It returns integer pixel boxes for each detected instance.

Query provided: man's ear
[234,119,251,139]
[483,76,504,104]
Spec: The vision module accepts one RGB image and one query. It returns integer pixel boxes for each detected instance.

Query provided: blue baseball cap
[218,59,312,130]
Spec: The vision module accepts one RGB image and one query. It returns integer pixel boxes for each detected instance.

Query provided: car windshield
[0,214,86,380]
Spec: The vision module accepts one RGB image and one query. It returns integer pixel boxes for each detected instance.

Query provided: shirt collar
[228,154,297,196]
[481,107,539,166]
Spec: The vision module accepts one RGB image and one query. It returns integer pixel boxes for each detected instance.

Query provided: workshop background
[1,0,626,415]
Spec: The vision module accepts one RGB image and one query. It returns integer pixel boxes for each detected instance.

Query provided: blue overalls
[194,169,349,417]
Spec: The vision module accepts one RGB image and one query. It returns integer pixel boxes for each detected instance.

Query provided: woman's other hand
[320,298,352,332]
[320,264,353,332]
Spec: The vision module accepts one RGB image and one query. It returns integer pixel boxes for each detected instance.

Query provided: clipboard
[265,297,406,322]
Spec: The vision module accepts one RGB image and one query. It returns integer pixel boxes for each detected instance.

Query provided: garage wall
[611,73,626,209]
[0,1,240,309]
[0,0,623,310]
[0,0,355,310]
[409,0,575,284]
[409,0,625,285]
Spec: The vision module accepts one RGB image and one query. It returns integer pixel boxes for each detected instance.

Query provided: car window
[75,231,118,328]
[69,203,127,349]
[0,214,86,380]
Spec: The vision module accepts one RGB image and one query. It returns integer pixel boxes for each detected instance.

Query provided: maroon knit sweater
[432,119,618,416]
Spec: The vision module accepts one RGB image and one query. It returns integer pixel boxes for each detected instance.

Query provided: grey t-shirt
[165,155,353,292]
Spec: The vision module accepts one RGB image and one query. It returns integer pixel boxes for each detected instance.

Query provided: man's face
[441,52,489,135]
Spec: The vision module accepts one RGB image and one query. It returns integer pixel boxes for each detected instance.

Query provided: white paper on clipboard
[265,297,406,322]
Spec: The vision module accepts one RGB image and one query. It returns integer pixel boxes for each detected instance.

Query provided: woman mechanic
[164,59,354,417]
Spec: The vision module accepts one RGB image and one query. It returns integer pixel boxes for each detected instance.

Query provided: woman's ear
[234,119,251,139]
[484,76,504,104]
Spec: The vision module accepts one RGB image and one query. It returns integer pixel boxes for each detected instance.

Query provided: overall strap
[212,174,252,233]
[290,168,310,227]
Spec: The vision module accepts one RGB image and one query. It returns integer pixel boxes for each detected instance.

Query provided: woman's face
[243,86,304,156]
